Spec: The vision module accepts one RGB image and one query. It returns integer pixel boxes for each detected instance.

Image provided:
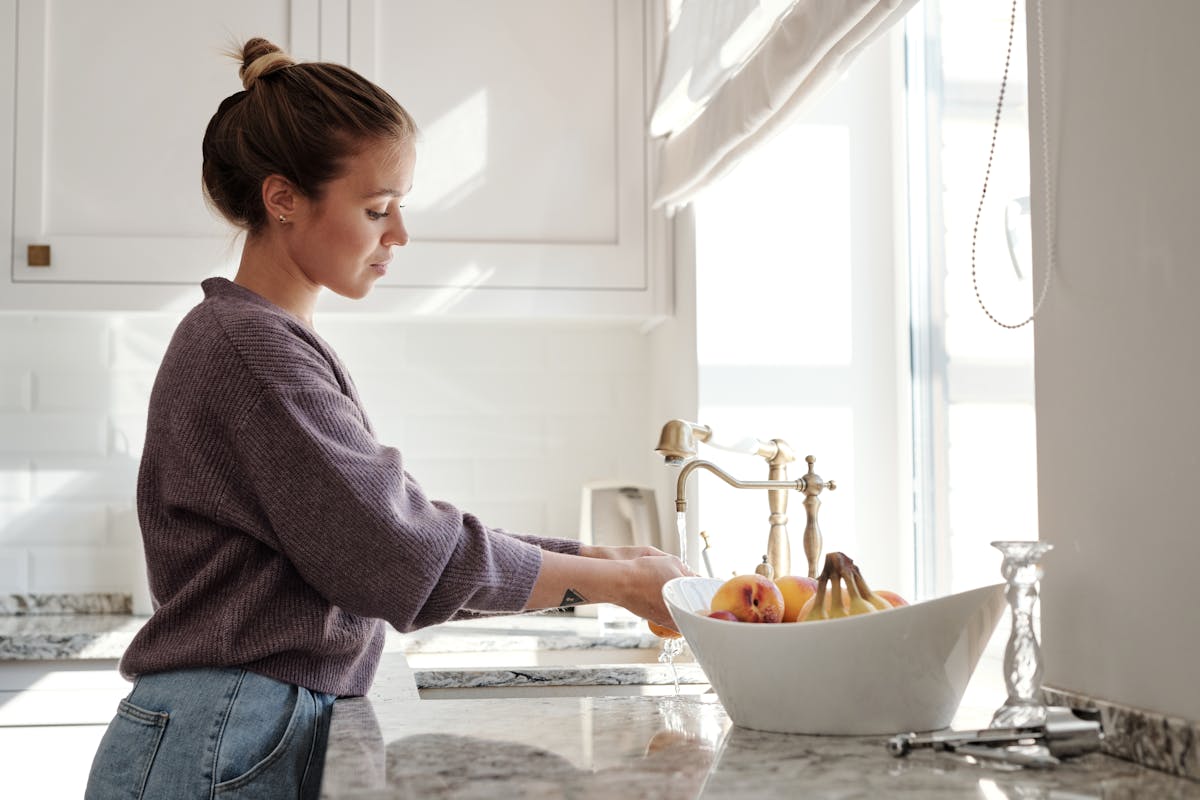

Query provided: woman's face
[288,138,415,299]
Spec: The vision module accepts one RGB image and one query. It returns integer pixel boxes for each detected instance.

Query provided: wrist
[606,558,635,607]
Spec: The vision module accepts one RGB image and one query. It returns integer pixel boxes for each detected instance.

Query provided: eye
[366,209,390,221]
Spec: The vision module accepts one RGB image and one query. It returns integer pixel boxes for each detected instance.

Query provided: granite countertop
[7,599,1198,792]
[320,653,1200,799]
[0,604,707,694]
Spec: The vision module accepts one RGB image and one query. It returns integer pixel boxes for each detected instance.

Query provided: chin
[328,281,375,301]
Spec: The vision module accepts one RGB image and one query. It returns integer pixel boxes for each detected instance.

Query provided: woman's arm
[523,550,690,629]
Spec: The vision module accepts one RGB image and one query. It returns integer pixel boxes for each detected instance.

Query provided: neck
[233,233,320,327]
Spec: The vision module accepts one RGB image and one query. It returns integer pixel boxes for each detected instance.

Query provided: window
[691,0,1036,598]
[907,0,1038,597]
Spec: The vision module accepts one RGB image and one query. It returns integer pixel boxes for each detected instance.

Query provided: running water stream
[675,511,688,566]
[656,511,691,695]
[658,636,684,694]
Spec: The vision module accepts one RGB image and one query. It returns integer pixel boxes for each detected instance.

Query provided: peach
[710,574,785,623]
[647,620,682,638]
[876,590,909,608]
[706,610,739,621]
[775,575,819,622]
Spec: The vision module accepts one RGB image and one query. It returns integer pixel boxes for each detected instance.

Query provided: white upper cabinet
[1,0,308,311]
[0,0,665,318]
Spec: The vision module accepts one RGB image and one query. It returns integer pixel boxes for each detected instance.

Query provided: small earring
[278,214,288,224]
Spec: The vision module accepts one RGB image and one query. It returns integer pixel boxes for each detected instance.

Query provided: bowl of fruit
[662,552,1005,735]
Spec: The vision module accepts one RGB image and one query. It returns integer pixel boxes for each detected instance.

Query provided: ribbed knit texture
[120,278,580,696]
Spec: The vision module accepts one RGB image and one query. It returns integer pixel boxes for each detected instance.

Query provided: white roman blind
[651,0,919,210]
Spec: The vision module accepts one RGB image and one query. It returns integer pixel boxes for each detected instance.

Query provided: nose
[384,212,409,248]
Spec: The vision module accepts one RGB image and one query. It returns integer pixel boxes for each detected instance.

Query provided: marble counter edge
[414,662,708,689]
[0,612,671,676]
[1044,686,1200,783]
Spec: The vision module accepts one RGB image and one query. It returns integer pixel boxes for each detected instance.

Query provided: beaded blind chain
[971,0,1053,329]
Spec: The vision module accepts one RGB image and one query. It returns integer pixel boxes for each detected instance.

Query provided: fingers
[579,544,669,561]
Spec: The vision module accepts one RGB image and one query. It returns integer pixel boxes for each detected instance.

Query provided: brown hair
[202,37,417,235]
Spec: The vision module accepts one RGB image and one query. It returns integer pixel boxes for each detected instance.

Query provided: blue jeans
[85,667,336,800]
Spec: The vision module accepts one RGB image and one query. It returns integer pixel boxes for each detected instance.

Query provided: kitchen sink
[417,682,712,699]
[404,646,694,669]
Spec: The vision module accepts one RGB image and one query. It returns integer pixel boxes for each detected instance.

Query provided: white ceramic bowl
[663,577,1006,735]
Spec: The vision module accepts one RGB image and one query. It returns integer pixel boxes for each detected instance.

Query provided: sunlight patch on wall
[413,262,495,316]
[407,89,489,215]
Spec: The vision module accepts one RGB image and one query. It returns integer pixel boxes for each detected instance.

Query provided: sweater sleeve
[230,378,544,632]
[495,529,581,555]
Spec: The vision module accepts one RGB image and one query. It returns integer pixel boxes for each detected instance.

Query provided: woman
[85,38,689,800]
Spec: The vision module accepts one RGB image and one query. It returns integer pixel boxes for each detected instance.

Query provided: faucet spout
[674,460,807,513]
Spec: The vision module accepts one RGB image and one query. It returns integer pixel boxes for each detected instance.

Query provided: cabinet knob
[27,244,51,267]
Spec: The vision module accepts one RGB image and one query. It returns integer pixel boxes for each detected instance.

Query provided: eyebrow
[362,186,413,199]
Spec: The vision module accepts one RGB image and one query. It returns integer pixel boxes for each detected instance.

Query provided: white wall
[647,209,700,564]
[0,308,654,597]
[1032,0,1200,722]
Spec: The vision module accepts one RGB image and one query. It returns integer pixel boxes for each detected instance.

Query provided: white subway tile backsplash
[29,546,142,593]
[402,414,546,460]
[0,460,31,502]
[360,368,617,418]
[0,318,35,365]
[0,414,108,456]
[318,319,406,367]
[467,371,619,415]
[0,370,32,412]
[33,371,113,412]
[24,317,110,369]
[546,501,583,541]
[108,414,149,458]
[403,326,548,368]
[105,371,159,415]
[546,328,650,374]
[0,313,653,595]
[0,549,29,592]
[108,315,181,369]
[31,458,139,502]
[106,506,141,547]
[461,501,547,537]
[354,368,491,417]
[0,502,109,545]
[401,458,477,502]
[475,458,552,500]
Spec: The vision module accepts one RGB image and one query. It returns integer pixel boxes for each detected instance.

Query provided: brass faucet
[655,419,836,579]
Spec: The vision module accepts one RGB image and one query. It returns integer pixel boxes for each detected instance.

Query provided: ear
[261,174,300,222]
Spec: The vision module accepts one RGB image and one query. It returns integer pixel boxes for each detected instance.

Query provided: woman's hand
[578,543,669,561]
[525,550,695,630]
[616,553,695,629]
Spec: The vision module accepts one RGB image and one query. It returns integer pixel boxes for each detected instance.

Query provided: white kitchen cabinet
[0,0,312,311]
[0,660,128,797]
[1,0,668,319]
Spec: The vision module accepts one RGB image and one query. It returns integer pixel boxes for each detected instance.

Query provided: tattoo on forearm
[559,588,587,607]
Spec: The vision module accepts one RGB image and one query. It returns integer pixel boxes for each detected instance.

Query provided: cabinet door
[2,0,667,319]
[3,0,314,310]
[316,0,662,317]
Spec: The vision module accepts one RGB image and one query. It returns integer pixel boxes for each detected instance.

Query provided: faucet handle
[801,455,835,496]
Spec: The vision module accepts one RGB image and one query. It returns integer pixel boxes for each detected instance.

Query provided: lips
[370,260,390,276]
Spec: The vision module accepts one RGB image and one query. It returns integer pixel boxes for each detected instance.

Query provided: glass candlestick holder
[990,540,1054,729]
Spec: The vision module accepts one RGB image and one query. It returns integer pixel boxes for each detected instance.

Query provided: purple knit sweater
[120,278,580,696]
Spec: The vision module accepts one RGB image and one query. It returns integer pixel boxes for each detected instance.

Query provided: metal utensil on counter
[699,531,715,577]
[887,706,1104,768]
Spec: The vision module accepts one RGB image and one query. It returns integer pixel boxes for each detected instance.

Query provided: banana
[842,569,877,616]
[851,564,891,611]
[804,552,881,620]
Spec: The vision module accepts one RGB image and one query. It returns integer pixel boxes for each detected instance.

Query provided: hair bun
[239,37,295,90]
